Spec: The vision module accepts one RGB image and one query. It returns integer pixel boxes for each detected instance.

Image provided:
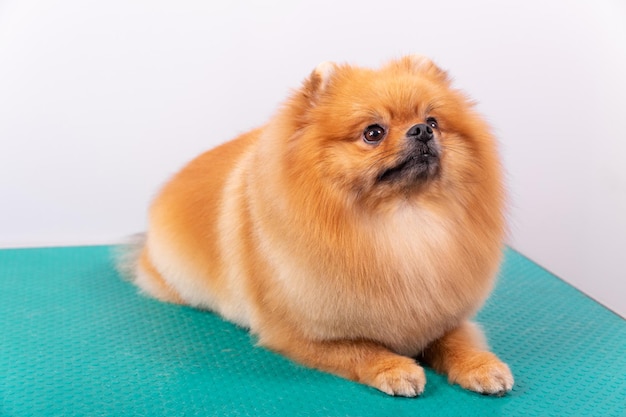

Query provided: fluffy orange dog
[127,55,513,397]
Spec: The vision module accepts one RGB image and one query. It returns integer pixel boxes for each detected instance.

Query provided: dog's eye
[426,117,439,129]
[363,124,386,144]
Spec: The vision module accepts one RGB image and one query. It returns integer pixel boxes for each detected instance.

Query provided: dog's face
[284,56,500,211]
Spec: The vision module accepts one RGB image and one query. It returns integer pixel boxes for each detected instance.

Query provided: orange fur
[130,55,513,396]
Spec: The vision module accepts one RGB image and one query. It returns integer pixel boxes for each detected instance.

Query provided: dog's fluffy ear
[283,61,338,126]
[302,61,337,103]
[397,54,450,83]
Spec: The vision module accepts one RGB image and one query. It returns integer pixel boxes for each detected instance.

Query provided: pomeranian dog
[125,55,513,397]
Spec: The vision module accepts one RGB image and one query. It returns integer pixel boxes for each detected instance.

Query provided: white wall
[1,0,624,317]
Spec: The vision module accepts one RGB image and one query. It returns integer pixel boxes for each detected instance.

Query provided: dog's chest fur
[258,206,493,356]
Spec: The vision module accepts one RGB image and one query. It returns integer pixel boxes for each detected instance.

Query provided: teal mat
[1,246,624,417]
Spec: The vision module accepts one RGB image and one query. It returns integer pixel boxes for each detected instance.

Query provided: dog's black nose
[407,124,434,143]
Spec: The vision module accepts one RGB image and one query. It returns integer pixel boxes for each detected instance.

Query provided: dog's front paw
[365,357,426,397]
[448,351,514,395]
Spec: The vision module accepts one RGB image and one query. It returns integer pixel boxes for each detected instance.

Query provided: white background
[1,0,624,317]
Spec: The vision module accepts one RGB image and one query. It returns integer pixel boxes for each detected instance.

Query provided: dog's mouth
[377,147,440,183]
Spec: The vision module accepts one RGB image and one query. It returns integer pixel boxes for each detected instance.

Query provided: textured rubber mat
[0,245,624,417]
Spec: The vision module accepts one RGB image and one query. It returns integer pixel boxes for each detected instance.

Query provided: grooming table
[1,246,624,417]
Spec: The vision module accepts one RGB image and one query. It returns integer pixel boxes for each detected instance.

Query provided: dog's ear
[284,62,338,127]
[302,61,337,103]
[398,54,450,83]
